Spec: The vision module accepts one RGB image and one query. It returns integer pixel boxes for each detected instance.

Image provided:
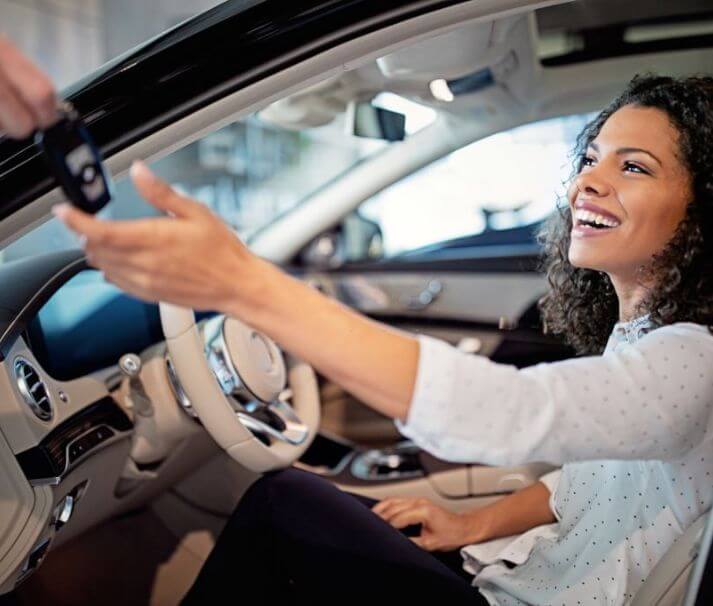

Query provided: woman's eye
[579,155,595,170]
[624,162,648,174]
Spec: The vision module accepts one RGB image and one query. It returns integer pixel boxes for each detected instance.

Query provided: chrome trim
[18,537,53,582]
[201,315,308,446]
[119,353,141,376]
[350,442,424,481]
[400,278,443,311]
[202,315,260,404]
[14,357,53,422]
[165,356,198,419]
[29,424,130,487]
[52,493,75,529]
[238,392,309,446]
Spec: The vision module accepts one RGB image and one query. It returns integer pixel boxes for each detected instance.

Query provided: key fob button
[36,102,113,214]
[81,164,96,184]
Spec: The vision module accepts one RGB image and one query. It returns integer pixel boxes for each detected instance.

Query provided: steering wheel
[159,302,320,472]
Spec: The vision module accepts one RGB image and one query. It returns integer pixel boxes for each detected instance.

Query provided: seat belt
[685,508,713,605]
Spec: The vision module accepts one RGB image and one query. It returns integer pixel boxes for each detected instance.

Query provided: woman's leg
[181,466,487,604]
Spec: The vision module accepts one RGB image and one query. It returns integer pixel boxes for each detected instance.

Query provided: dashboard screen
[26,270,164,380]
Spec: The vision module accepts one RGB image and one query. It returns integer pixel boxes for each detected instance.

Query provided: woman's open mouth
[572,209,621,238]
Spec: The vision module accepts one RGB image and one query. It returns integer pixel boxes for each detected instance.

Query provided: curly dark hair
[537,74,713,355]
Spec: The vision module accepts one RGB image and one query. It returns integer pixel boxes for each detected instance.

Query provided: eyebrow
[589,141,662,166]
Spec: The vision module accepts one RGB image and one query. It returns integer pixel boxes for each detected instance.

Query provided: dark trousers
[181,466,488,604]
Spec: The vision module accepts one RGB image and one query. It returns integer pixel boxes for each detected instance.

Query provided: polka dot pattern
[395,316,713,604]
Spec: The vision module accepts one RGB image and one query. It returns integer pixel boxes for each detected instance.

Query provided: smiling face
[568,104,692,282]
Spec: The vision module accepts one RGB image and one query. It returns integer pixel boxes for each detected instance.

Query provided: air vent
[14,358,53,422]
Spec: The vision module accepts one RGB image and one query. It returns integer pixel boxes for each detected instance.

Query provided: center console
[296,432,553,498]
[298,433,424,483]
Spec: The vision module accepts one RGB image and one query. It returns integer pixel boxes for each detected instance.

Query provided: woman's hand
[371,497,488,552]
[0,35,58,137]
[52,161,273,315]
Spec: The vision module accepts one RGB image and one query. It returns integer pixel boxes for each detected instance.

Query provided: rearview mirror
[346,101,406,142]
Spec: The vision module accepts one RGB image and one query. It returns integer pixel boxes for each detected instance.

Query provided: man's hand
[52,161,268,314]
[371,497,488,552]
[0,35,57,138]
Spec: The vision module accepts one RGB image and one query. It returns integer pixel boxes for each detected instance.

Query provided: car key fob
[35,101,112,214]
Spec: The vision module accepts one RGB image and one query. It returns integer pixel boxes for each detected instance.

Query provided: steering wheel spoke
[237,397,310,446]
[160,303,319,472]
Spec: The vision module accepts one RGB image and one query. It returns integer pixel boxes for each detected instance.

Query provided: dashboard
[0,250,218,594]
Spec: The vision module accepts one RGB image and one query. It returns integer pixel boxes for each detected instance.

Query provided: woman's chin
[567,248,606,272]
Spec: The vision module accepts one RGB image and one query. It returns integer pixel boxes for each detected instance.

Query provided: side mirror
[346,101,406,142]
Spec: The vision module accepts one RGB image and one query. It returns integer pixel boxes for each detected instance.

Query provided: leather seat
[631,510,711,606]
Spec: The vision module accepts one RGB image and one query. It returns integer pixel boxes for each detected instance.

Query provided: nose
[572,166,611,198]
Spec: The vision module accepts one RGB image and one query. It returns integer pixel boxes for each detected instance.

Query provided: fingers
[130,161,206,219]
[0,35,57,134]
[372,497,430,526]
[52,204,106,241]
[371,497,411,518]
[370,498,399,516]
[84,244,154,273]
[409,535,436,551]
[52,203,163,250]
[99,269,160,304]
[0,75,36,138]
[388,507,430,530]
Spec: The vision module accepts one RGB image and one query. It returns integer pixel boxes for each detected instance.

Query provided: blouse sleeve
[538,469,562,521]
[394,324,713,466]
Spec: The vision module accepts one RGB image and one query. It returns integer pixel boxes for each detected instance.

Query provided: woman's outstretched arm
[236,256,421,422]
[55,164,713,467]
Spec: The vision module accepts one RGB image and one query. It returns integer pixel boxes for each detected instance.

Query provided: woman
[1,38,710,603]
[173,75,712,605]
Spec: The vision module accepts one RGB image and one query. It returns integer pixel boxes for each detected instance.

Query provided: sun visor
[376,15,536,114]
[376,16,523,80]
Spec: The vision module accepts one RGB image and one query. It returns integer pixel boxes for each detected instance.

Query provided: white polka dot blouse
[395,314,712,605]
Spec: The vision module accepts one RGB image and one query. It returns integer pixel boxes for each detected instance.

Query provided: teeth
[574,209,620,228]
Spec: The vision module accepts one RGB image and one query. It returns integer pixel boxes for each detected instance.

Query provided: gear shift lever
[119,353,153,417]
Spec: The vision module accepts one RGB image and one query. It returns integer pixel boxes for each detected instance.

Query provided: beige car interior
[0,0,709,604]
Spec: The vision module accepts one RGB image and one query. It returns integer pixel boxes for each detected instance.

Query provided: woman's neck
[609,274,652,323]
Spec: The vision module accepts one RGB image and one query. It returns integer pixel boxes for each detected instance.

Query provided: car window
[0,102,416,264]
[346,112,597,262]
[160,113,391,242]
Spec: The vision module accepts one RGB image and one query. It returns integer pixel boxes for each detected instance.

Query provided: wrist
[222,251,285,327]
[461,507,496,544]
